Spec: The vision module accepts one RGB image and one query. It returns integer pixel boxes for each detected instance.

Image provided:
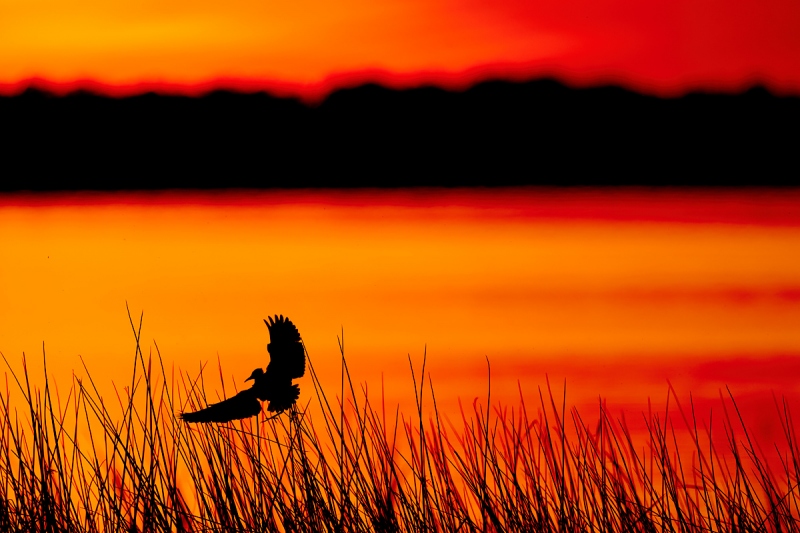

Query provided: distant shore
[2,79,797,188]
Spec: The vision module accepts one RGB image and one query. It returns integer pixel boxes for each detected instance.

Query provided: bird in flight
[180,315,306,423]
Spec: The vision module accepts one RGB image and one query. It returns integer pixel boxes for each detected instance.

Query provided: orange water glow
[1,188,800,450]
[1,0,799,99]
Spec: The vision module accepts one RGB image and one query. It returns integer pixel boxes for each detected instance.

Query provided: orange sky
[2,0,799,98]
[2,189,800,445]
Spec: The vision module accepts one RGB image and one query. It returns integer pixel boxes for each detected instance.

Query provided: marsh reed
[0,310,798,532]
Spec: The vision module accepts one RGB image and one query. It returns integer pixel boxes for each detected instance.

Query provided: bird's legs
[261,409,288,421]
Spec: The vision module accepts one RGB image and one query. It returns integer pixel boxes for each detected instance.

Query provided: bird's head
[245,368,265,382]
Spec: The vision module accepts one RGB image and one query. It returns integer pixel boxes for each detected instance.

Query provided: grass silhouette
[0,310,798,532]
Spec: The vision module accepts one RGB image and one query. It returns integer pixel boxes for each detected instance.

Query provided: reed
[0,310,797,532]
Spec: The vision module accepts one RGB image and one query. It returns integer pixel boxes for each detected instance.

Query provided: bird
[180,315,306,423]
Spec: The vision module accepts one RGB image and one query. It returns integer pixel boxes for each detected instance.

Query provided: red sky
[1,0,799,98]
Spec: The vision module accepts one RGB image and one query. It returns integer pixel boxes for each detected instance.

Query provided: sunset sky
[1,189,799,448]
[2,0,799,98]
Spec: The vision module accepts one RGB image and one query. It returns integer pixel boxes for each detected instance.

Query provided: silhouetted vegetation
[0,311,798,532]
[2,79,798,187]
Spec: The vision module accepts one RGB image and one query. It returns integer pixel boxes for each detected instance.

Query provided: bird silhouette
[180,315,305,423]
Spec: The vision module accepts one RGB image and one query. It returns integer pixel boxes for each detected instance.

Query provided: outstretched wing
[264,315,305,380]
[180,389,261,423]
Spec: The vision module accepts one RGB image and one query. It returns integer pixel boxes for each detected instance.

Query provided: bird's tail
[267,384,300,413]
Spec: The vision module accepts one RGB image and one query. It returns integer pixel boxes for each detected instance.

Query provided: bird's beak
[245,376,254,382]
